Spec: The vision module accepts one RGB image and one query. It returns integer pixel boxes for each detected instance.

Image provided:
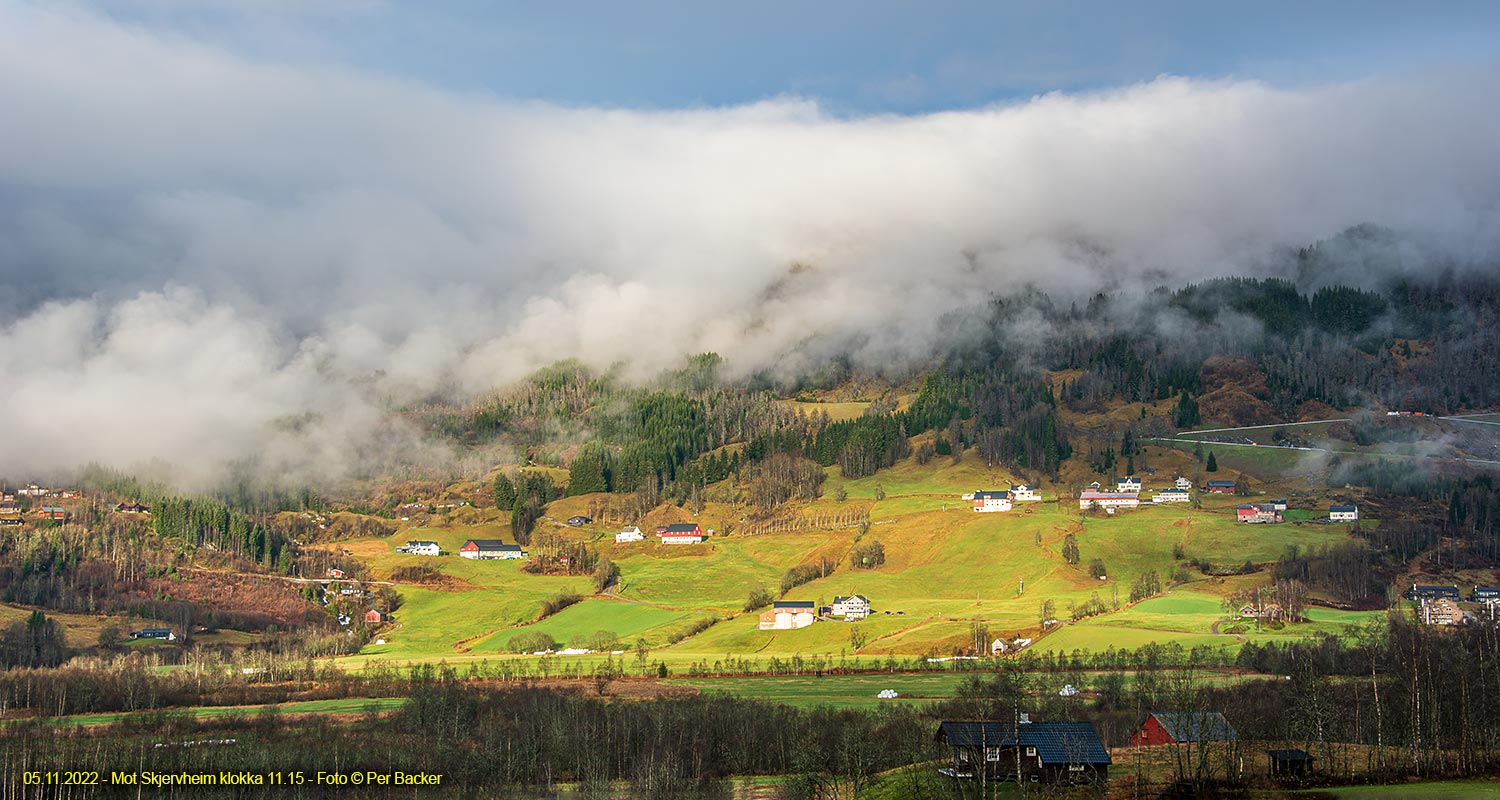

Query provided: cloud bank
[2,2,1499,485]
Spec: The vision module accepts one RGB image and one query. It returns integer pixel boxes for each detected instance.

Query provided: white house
[1175,476,1193,491]
[830,595,871,620]
[1115,476,1143,493]
[972,490,1013,513]
[1010,484,1039,502]
[402,540,440,556]
[615,526,645,543]
[1330,504,1359,522]
[1269,499,1289,512]
[1153,488,1191,504]
[1079,490,1140,510]
[759,601,816,630]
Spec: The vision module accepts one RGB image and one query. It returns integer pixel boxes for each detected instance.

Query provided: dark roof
[774,601,815,609]
[1474,587,1500,595]
[405,540,438,547]
[463,539,509,548]
[1413,584,1459,592]
[1148,712,1238,742]
[934,722,1111,766]
[1330,505,1357,513]
[662,523,701,533]
[974,490,1010,500]
[1267,749,1316,762]
[1207,480,1236,486]
[834,595,869,604]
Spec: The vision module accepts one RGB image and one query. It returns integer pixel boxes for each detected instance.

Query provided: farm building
[566,515,591,527]
[114,501,150,513]
[1268,499,1288,512]
[934,720,1110,785]
[1239,603,1285,621]
[1153,488,1190,504]
[1405,584,1460,601]
[830,595,871,620]
[759,601,816,630]
[1079,490,1139,511]
[1010,484,1039,502]
[1206,480,1236,494]
[460,540,527,559]
[399,541,440,556]
[1114,476,1142,493]
[972,490,1013,513]
[131,628,176,641]
[1267,749,1316,778]
[615,526,645,543]
[656,523,706,544]
[1236,504,1283,524]
[1329,504,1359,522]
[1130,712,1238,746]
[1175,476,1193,490]
[37,506,68,521]
[364,609,386,625]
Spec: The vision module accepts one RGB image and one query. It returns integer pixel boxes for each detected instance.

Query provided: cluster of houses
[396,540,441,556]
[0,486,82,526]
[757,594,871,630]
[1403,584,1500,626]
[1077,476,1193,512]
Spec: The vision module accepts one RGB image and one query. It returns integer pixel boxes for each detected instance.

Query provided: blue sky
[86,1,1500,112]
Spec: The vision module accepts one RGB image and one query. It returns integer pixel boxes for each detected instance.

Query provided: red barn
[1131,712,1238,747]
[364,609,386,625]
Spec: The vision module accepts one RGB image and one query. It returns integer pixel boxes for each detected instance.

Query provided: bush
[780,559,834,595]
[850,540,886,570]
[1088,559,1107,579]
[508,631,555,653]
[745,587,774,611]
[539,592,582,618]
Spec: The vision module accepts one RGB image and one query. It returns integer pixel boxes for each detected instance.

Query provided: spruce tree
[1206,451,1219,472]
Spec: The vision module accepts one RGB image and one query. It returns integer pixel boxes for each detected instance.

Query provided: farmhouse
[1239,603,1285,622]
[615,526,645,543]
[1329,504,1359,522]
[830,595,871,620]
[0,517,22,527]
[37,506,69,521]
[972,490,1013,513]
[399,541,440,556]
[1153,488,1191,504]
[364,609,386,625]
[460,540,527,560]
[934,720,1110,785]
[1130,712,1238,747]
[656,523,706,544]
[1472,587,1500,603]
[1114,476,1143,493]
[132,628,176,641]
[1175,476,1193,490]
[1423,598,1464,626]
[1236,504,1283,524]
[1010,484,1038,502]
[1405,584,1460,601]
[0,503,19,515]
[1079,490,1140,511]
[1268,499,1289,512]
[759,600,816,630]
[17,485,48,497]
[114,501,150,514]
[1206,480,1236,494]
[566,515,591,527]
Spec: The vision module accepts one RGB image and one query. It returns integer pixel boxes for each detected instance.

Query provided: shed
[1131,712,1238,746]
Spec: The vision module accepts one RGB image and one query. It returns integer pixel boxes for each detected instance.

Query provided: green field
[1301,781,1500,799]
[329,448,1372,668]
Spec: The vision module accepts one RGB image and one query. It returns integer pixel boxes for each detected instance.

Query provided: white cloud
[1,2,1498,484]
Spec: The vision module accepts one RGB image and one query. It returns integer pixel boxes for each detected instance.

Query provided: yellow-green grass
[672,672,971,709]
[1300,781,1500,799]
[777,400,872,422]
[832,452,1019,501]
[470,599,702,652]
[21,697,407,728]
[370,576,593,659]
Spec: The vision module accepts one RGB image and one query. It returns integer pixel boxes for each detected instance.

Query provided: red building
[364,609,386,625]
[1130,712,1238,747]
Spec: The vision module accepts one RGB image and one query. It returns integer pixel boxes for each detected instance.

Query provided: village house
[566,515,591,527]
[1010,484,1039,502]
[399,541,440,556]
[0,502,20,515]
[1239,603,1285,622]
[1404,584,1460,601]
[1175,476,1193,491]
[759,600,816,630]
[131,628,176,641]
[1329,504,1359,522]
[326,568,345,579]
[1423,598,1464,626]
[830,594,871,620]
[1472,587,1500,603]
[1236,504,1283,524]
[37,506,69,521]
[1130,712,1238,747]
[1153,488,1191,504]
[1115,476,1143,493]
[972,490,1013,513]
[114,501,150,514]
[0,518,22,527]
[1079,490,1140,511]
[460,539,527,559]
[16,485,48,497]
[1206,480,1236,494]
[615,526,645,543]
[934,720,1110,785]
[364,609,386,625]
[656,523,706,544]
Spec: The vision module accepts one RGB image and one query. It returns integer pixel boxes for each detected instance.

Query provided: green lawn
[1301,781,1500,799]
[21,697,407,728]
[470,599,703,652]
